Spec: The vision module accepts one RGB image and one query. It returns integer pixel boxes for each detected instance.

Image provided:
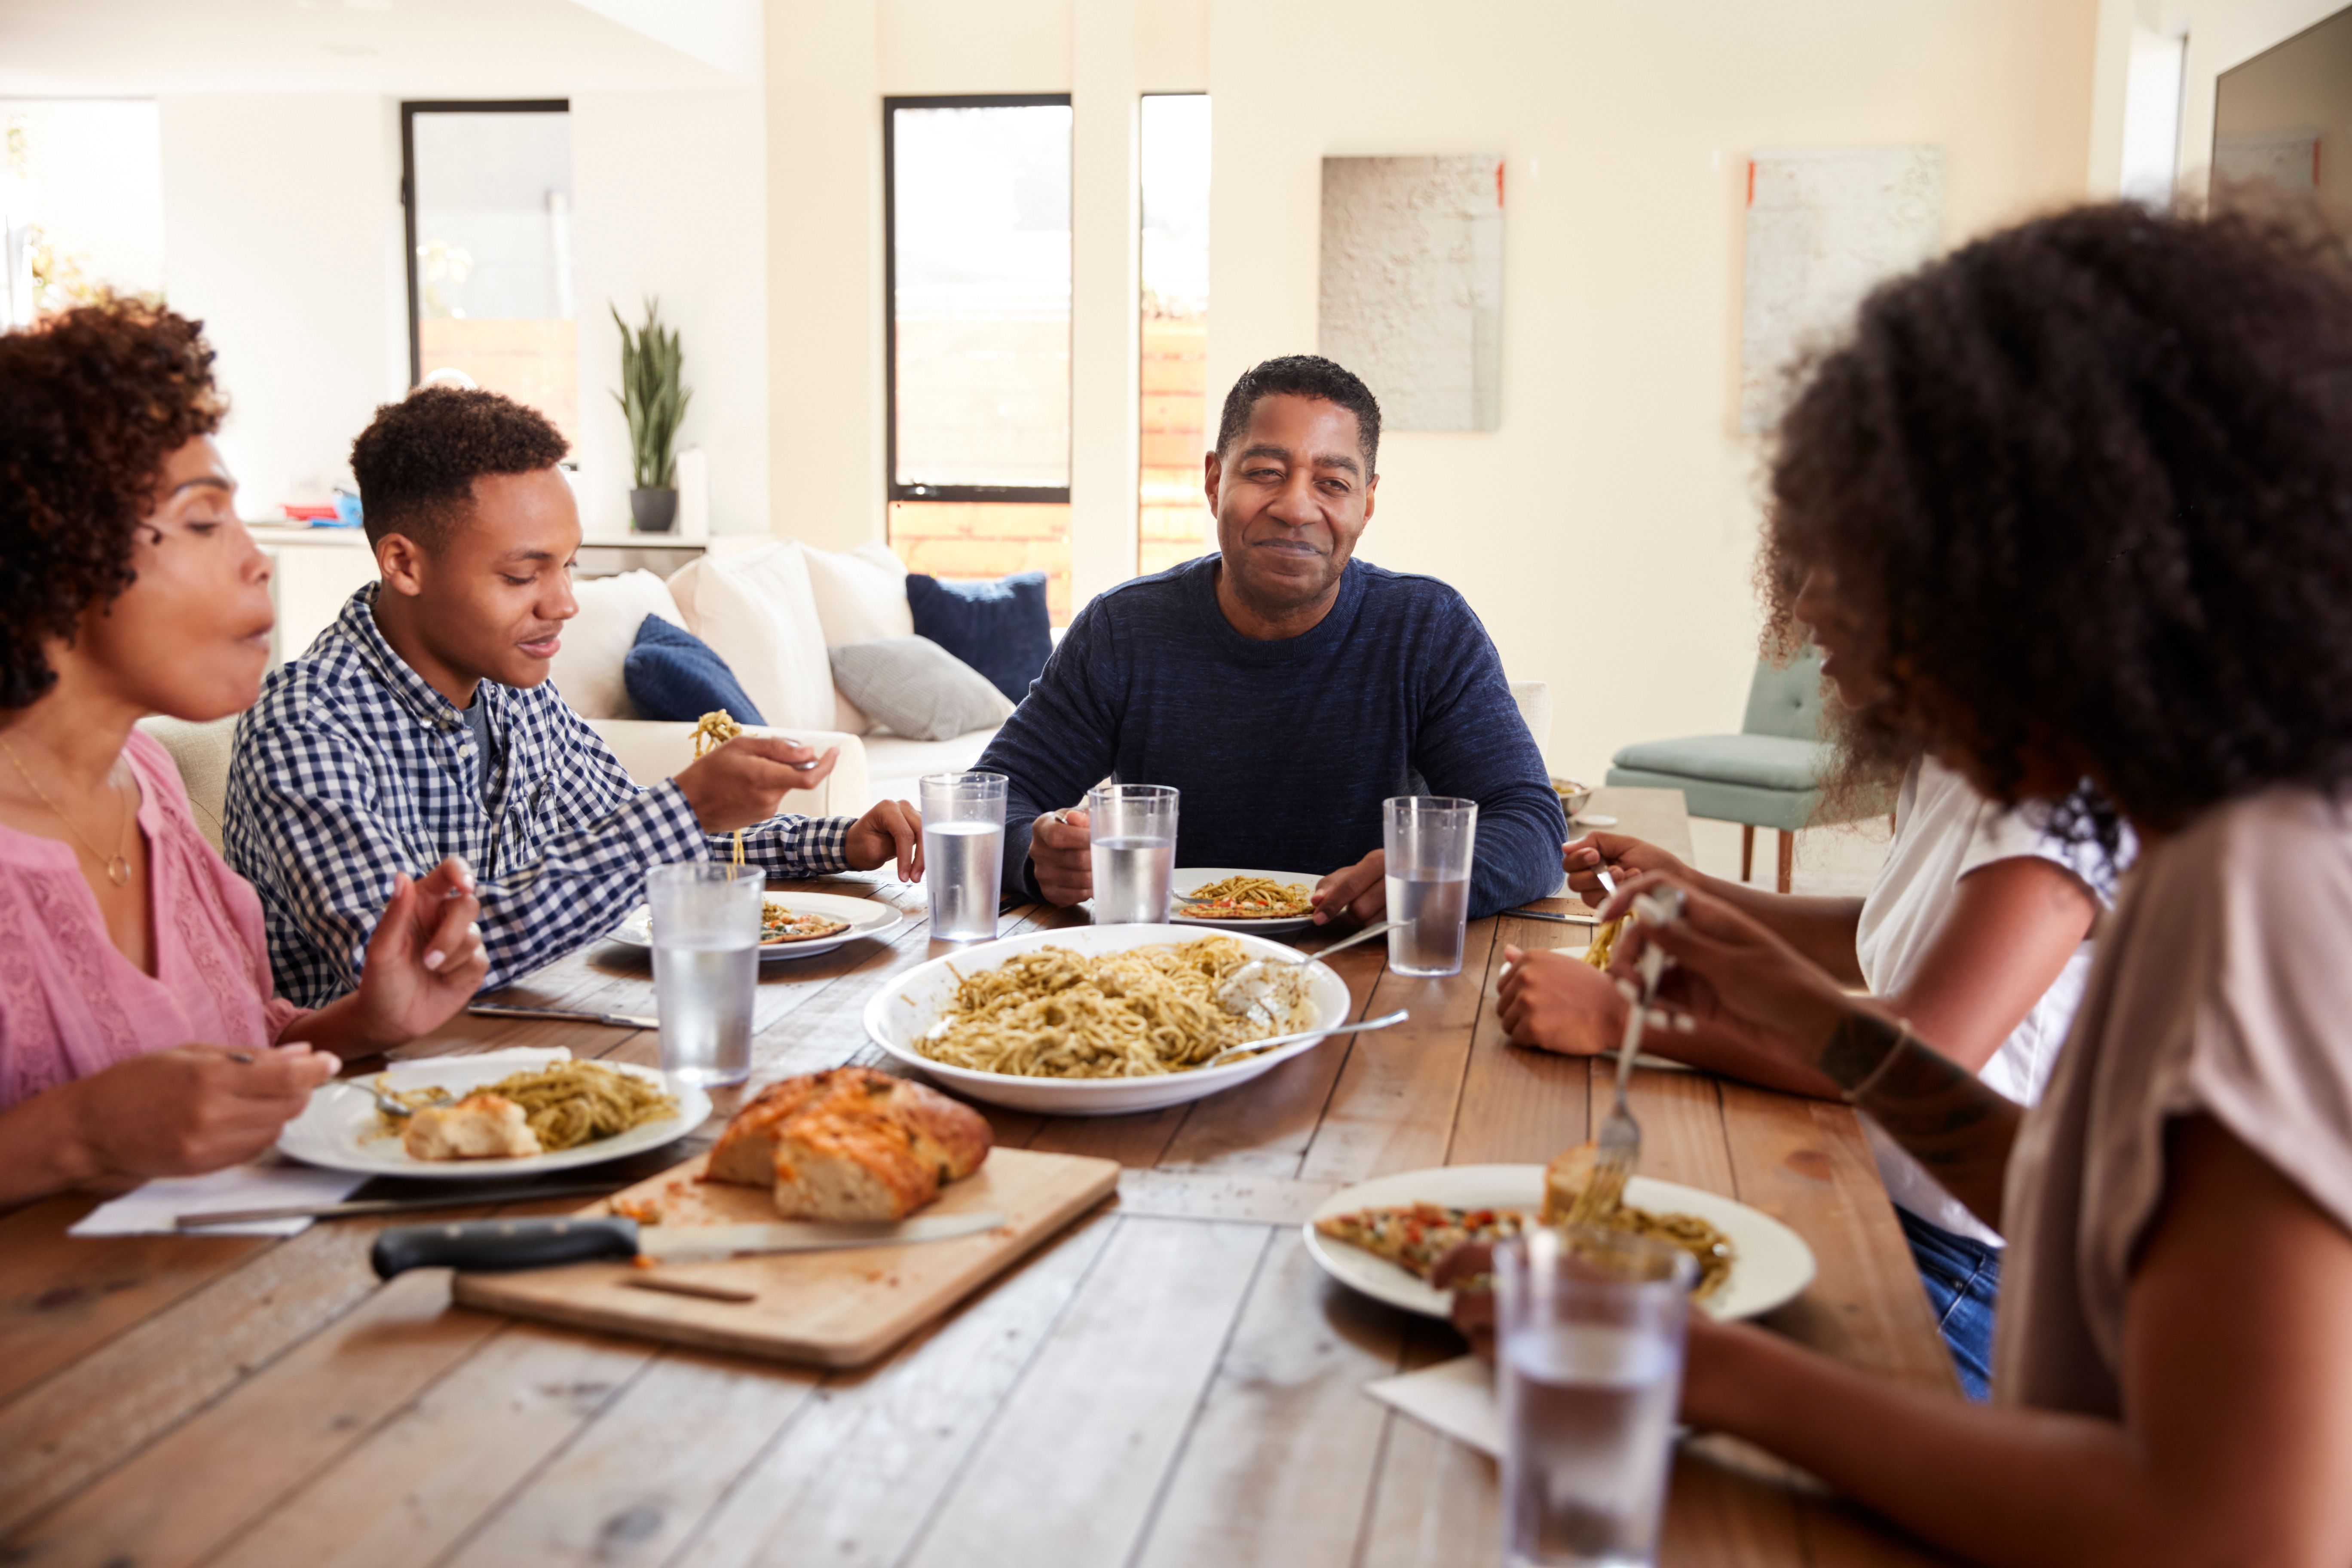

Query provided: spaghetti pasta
[692,711,747,868]
[1583,914,1629,970]
[474,1060,680,1150]
[377,1061,679,1152]
[1174,874,1313,920]
[916,937,1316,1079]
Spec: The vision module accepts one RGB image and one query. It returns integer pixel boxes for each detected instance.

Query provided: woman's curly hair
[0,300,225,709]
[1763,202,2352,851]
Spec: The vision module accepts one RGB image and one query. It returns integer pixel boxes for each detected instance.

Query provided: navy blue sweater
[974,555,1567,917]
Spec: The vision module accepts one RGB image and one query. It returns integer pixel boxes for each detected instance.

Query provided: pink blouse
[0,731,304,1109]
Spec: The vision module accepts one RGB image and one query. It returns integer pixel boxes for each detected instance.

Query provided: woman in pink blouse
[0,302,488,1204]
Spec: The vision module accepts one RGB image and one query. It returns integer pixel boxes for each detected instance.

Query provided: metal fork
[1566,885,1684,1226]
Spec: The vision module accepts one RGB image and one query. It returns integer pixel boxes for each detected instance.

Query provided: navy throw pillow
[903,570,1052,703]
[622,615,767,726]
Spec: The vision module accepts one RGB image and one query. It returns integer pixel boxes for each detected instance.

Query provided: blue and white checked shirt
[224,584,852,1008]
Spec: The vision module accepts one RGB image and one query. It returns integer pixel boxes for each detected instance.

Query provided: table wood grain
[0,787,1960,1567]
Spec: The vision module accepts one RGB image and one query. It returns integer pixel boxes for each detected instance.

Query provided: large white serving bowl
[863,923,1357,1116]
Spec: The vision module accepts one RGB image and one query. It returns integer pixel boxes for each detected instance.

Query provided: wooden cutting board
[452,1145,1120,1367]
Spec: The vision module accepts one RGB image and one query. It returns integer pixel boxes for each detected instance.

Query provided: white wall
[0,98,165,303]
[762,0,2099,782]
[153,90,771,533]
[1194,1,2099,785]
[766,0,887,550]
[157,95,408,512]
[571,90,772,536]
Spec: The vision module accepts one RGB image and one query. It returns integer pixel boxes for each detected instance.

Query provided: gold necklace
[0,735,133,886]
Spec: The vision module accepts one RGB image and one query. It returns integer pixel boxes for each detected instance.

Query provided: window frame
[398,98,572,389]
[882,92,1075,505]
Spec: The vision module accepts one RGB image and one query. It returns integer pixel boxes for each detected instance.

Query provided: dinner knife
[369,1211,1007,1278]
[466,1003,659,1030]
[175,1182,624,1229]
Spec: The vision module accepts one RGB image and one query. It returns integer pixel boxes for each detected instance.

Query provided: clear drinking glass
[1383,796,1478,977]
[647,861,765,1088]
[1087,783,1178,924]
[1496,1226,1697,1568]
[921,771,1008,942]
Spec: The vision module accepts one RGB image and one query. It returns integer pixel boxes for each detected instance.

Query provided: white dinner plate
[1163,866,1325,934]
[606,889,902,962]
[277,1057,713,1179]
[1303,1163,1816,1322]
[865,923,1359,1115]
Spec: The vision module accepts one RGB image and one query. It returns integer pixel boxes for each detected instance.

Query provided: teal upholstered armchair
[1604,649,1876,892]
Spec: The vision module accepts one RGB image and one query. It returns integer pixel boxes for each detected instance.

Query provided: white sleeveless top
[1853,756,2113,1246]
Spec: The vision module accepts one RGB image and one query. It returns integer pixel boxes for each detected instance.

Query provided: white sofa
[553,539,1001,812]
[143,528,1556,849]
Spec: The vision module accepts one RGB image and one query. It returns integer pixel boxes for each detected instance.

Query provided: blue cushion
[622,616,766,725]
[904,570,1053,703]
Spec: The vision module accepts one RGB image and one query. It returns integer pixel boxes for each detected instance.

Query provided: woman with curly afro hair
[1547,204,2352,1564]
[0,300,490,1203]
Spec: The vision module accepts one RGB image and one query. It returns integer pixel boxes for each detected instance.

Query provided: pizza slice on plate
[761,904,853,944]
[1314,1202,1528,1280]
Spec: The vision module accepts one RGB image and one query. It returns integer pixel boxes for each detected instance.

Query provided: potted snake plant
[614,297,692,533]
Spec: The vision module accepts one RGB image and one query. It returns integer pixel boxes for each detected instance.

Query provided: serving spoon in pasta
[1217,920,1396,1021]
[1199,1007,1409,1070]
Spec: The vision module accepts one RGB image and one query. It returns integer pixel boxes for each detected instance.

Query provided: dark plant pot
[629,487,679,533]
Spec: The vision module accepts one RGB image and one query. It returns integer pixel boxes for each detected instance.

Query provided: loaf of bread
[706,1066,991,1220]
[1540,1141,1598,1225]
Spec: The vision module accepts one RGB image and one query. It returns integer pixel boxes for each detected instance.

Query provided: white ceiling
[0,0,759,98]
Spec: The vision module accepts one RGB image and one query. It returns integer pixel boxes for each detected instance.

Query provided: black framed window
[885,94,1072,503]
[400,100,577,446]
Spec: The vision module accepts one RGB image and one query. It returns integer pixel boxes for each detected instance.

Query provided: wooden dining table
[0,786,1960,1568]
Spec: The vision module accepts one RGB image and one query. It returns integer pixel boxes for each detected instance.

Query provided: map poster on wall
[1320,155,1504,432]
[1740,146,1943,434]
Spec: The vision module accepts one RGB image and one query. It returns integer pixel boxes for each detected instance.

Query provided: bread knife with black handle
[369,1212,1006,1278]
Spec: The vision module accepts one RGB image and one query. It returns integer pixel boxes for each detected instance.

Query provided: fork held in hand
[1567,885,1686,1227]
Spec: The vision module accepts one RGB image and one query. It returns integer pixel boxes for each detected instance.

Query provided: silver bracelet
[1841,1018,1915,1105]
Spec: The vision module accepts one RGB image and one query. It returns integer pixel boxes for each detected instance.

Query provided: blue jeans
[1899,1208,2001,1401]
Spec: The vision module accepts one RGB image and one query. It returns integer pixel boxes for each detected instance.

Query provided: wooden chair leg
[1741,824,1755,884]
[1777,829,1795,895]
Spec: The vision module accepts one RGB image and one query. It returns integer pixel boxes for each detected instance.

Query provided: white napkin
[380,1045,571,1087]
[1366,1354,1503,1459]
[70,1158,369,1238]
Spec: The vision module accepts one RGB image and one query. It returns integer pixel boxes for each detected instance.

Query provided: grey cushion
[829,636,1014,743]
[1609,733,1828,793]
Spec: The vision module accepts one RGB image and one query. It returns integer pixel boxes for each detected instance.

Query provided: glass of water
[921,771,1007,942]
[1496,1225,1697,1568]
[647,861,765,1088]
[1087,783,1178,923]
[1383,796,1477,977]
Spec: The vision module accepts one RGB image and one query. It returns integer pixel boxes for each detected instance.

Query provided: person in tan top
[1582,204,2352,1565]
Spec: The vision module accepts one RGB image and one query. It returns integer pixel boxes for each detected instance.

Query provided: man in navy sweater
[976,354,1565,924]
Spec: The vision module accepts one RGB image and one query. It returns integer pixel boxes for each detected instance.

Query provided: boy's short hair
[351,387,569,550]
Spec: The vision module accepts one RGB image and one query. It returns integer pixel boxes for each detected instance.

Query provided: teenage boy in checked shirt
[224,388,922,1008]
